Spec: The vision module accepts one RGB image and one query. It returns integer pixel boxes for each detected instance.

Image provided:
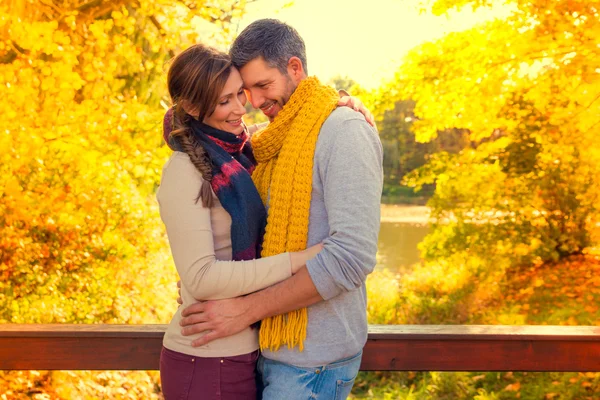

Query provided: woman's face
[203,67,247,136]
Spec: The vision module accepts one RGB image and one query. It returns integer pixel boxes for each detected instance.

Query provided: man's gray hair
[230,19,307,74]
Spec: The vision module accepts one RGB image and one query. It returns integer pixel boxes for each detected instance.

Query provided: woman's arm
[157,153,319,301]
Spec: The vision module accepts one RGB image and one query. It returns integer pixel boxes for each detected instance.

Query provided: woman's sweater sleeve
[157,153,291,301]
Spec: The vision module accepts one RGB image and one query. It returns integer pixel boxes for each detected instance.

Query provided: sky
[232,0,513,89]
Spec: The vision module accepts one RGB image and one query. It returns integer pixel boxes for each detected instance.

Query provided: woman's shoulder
[158,151,205,199]
[157,152,215,221]
[164,150,192,166]
[162,151,202,178]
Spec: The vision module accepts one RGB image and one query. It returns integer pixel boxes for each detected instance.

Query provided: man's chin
[261,102,282,121]
[262,110,278,122]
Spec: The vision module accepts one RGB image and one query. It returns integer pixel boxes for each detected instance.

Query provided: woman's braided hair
[169,108,214,207]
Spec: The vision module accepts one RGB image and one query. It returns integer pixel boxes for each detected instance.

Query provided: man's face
[239,57,297,122]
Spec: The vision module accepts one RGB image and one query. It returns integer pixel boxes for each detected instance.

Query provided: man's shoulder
[322,107,368,131]
[317,107,379,150]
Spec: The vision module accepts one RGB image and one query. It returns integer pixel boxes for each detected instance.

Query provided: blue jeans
[257,351,362,400]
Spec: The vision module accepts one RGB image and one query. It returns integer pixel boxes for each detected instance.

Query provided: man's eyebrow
[252,79,270,87]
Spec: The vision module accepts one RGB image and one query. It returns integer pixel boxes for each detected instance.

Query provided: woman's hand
[290,243,324,274]
[245,121,269,135]
[337,91,376,128]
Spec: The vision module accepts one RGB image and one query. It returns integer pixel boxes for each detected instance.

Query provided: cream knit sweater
[157,151,292,357]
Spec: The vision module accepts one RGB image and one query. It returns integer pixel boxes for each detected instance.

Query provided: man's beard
[262,75,297,121]
[280,74,297,108]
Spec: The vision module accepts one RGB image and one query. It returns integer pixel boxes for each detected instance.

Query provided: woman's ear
[181,100,200,119]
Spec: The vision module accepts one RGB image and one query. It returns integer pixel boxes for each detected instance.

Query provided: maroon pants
[160,346,259,400]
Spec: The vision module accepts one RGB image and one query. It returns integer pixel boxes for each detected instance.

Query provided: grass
[353,251,600,399]
[499,253,600,326]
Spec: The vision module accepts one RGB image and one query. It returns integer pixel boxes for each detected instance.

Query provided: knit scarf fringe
[251,76,339,352]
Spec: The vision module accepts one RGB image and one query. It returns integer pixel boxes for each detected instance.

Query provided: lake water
[376,205,430,274]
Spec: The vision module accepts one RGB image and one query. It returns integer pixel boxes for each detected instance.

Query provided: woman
[157,44,372,400]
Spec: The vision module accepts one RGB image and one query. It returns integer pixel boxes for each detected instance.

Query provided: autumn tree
[392,0,600,264]
[0,0,249,397]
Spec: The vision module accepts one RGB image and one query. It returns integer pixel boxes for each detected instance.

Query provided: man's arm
[180,267,322,347]
[304,116,383,300]
[249,267,323,314]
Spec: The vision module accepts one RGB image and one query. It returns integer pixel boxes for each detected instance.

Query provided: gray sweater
[262,107,384,367]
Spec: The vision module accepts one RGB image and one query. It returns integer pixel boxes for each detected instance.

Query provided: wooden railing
[1,324,599,371]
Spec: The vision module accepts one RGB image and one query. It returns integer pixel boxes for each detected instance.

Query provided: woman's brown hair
[166,44,233,207]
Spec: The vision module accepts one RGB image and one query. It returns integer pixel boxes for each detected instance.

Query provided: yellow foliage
[366,269,401,324]
[394,0,600,269]
[0,0,248,397]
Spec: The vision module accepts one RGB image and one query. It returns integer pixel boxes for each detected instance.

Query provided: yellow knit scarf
[251,76,339,352]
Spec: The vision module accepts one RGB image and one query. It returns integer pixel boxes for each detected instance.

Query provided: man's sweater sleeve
[305,117,383,301]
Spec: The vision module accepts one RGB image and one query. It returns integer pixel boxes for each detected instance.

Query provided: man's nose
[249,90,264,109]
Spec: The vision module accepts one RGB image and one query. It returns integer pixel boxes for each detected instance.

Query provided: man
[179,19,383,399]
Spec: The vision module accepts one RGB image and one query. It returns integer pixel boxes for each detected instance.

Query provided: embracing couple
[157,19,383,400]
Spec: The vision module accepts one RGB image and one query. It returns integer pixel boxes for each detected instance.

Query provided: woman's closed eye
[220,89,244,105]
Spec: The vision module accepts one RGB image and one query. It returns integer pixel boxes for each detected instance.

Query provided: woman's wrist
[290,244,324,274]
[290,251,303,274]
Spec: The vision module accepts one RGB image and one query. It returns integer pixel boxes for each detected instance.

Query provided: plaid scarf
[164,110,266,261]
